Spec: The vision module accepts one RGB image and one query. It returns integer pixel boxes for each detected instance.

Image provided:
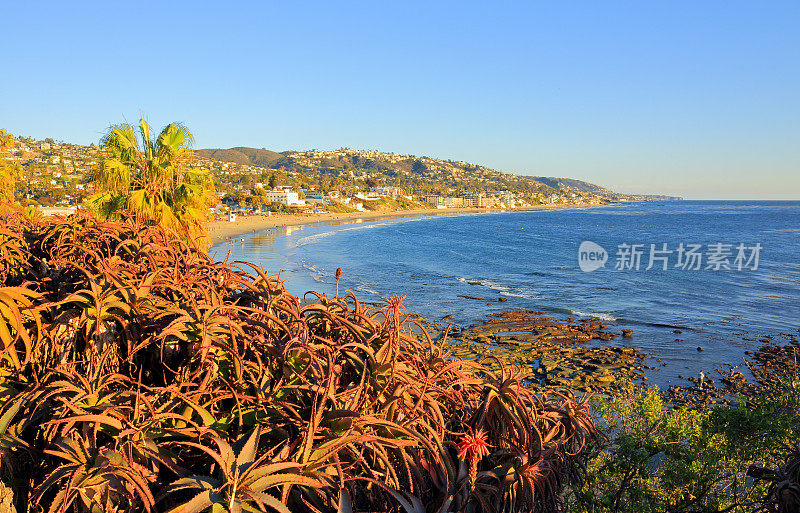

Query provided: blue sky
[2,1,798,199]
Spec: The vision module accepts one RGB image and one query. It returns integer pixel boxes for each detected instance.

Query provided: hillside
[531,176,607,194]
[1,133,679,212]
[196,147,283,167]
[196,146,676,203]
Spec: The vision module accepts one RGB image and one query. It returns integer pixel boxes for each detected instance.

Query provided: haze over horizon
[1,1,798,200]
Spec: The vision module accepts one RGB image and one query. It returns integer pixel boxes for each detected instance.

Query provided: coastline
[204,200,799,406]
[207,203,606,244]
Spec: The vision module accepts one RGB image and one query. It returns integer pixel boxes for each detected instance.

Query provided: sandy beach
[207,204,597,244]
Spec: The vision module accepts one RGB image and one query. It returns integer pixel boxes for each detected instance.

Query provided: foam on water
[570,310,618,322]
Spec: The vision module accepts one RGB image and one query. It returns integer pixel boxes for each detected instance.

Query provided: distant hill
[196,147,283,167]
[195,145,680,202]
[530,177,607,194]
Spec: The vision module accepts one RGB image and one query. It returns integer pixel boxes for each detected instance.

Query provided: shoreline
[207,203,609,244]
[205,201,799,405]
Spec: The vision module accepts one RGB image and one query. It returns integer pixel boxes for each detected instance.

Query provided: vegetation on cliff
[0,207,600,512]
[569,383,799,512]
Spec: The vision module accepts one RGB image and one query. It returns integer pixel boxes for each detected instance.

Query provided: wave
[457,276,510,292]
[300,261,331,283]
[355,283,380,295]
[569,310,618,322]
[456,276,541,299]
[294,221,398,247]
[294,230,341,247]
[293,216,434,248]
[500,290,540,299]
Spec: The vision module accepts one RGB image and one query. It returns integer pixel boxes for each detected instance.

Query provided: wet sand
[207,204,597,244]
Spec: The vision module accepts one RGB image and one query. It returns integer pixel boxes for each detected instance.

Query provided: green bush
[569,380,800,512]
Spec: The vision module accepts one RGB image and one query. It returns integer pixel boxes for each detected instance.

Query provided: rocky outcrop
[444,310,646,394]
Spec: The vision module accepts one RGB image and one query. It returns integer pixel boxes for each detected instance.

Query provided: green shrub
[570,380,800,512]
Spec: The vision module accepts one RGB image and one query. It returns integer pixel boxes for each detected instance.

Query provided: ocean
[211,201,800,387]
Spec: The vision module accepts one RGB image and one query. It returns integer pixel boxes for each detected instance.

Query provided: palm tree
[86,119,216,248]
[0,129,13,156]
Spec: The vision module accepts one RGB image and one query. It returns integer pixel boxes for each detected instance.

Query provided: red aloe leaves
[0,209,600,512]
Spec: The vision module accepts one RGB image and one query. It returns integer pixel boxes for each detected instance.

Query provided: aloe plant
[0,206,602,512]
[162,428,324,513]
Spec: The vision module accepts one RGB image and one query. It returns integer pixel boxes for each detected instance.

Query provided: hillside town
[1,135,678,216]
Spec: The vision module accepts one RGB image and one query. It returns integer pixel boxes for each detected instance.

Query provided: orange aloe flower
[458,427,491,490]
[457,428,491,461]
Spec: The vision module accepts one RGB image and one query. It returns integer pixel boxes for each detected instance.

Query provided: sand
[207,204,600,245]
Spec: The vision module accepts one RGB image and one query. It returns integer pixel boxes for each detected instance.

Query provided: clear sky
[2,1,798,199]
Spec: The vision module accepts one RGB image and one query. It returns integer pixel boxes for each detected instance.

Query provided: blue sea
[212,201,800,387]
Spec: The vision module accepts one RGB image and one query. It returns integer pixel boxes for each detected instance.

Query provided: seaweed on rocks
[445,310,647,395]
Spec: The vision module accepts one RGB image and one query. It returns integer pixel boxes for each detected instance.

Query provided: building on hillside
[265,188,303,206]
[304,192,326,205]
[463,193,496,208]
[371,186,404,198]
[425,195,444,207]
[355,191,380,201]
[444,197,465,208]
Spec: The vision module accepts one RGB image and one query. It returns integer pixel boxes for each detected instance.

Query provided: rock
[673,329,683,334]
[621,329,634,338]
[697,346,704,352]
[539,358,557,372]
[498,297,508,302]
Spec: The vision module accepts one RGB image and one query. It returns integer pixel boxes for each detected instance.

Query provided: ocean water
[212,201,800,386]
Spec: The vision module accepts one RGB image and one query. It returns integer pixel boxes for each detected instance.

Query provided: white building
[265,188,304,206]
[372,186,404,198]
[355,191,380,201]
[444,197,465,208]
